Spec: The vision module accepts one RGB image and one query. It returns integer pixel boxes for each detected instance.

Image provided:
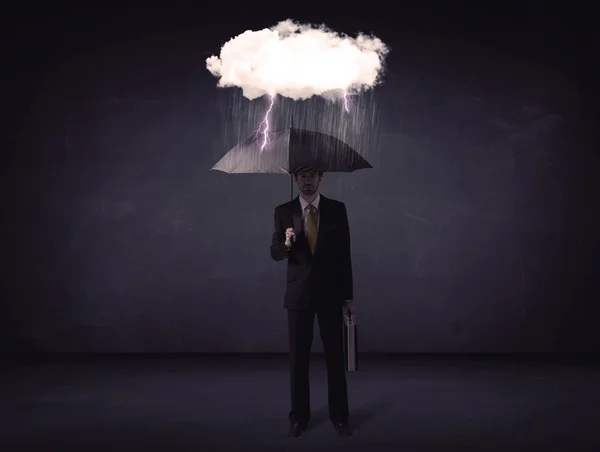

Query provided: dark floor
[2,354,599,451]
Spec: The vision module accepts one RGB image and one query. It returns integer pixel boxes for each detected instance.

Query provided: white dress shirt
[299,193,320,233]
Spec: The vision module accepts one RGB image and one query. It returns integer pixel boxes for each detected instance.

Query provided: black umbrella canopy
[211,127,372,175]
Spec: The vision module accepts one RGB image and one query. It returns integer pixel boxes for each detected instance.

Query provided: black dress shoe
[287,422,307,437]
[333,422,353,436]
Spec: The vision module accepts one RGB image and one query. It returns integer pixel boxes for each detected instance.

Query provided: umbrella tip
[290,114,293,129]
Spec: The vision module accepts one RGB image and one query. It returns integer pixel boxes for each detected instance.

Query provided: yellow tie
[306,204,317,255]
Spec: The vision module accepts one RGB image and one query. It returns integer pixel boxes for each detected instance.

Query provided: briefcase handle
[344,310,356,327]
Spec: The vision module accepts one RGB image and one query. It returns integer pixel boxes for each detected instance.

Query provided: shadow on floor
[351,394,396,430]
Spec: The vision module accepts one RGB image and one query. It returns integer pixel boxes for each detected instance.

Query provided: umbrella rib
[228,158,244,174]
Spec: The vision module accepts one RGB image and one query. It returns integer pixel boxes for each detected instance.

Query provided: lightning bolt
[255,94,275,150]
[342,89,352,113]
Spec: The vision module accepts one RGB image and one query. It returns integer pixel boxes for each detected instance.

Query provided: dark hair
[294,166,323,179]
[294,170,323,180]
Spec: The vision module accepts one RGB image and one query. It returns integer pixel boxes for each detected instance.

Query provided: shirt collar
[299,193,320,211]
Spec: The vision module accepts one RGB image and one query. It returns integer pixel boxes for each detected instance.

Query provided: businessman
[270,169,354,437]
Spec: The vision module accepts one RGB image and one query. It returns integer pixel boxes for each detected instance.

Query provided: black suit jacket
[270,194,353,310]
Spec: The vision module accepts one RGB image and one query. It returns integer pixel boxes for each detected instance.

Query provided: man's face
[296,172,321,196]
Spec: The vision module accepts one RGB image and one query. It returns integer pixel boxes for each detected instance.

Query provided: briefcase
[343,310,358,372]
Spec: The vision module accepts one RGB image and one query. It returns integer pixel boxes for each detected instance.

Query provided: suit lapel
[315,195,329,257]
[291,197,310,259]
[292,197,303,239]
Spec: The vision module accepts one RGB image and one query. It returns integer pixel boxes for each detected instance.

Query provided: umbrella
[210,123,372,200]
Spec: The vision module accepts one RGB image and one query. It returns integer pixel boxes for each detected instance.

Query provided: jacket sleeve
[270,206,290,261]
[340,203,353,300]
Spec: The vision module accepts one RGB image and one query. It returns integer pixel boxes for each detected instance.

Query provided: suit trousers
[287,296,349,425]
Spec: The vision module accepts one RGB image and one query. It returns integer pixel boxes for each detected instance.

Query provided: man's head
[295,171,323,197]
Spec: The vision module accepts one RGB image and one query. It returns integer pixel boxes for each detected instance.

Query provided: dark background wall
[3,4,599,353]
